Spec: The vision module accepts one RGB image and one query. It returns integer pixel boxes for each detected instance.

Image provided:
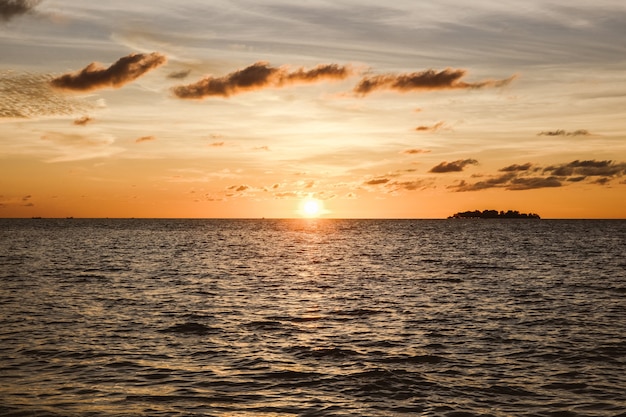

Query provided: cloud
[167,69,191,80]
[41,131,113,147]
[452,174,562,192]
[354,68,515,96]
[401,148,430,155]
[0,0,40,22]
[209,141,225,147]
[499,163,533,172]
[451,159,626,192]
[226,185,251,196]
[50,52,167,92]
[39,131,122,162]
[73,115,94,126]
[544,160,626,177]
[453,172,517,191]
[172,61,354,99]
[507,177,562,190]
[429,159,478,173]
[135,135,155,143]
[274,191,299,198]
[415,121,445,132]
[388,180,429,191]
[593,177,611,185]
[537,129,591,136]
[364,178,390,185]
[1,71,94,119]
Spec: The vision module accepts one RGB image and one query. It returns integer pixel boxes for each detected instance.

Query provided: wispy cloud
[40,131,122,162]
[537,129,591,137]
[50,52,167,92]
[274,191,299,199]
[429,159,478,173]
[0,0,40,22]
[172,62,354,99]
[354,68,515,96]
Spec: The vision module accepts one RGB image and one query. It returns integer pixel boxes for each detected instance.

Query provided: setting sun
[301,198,323,218]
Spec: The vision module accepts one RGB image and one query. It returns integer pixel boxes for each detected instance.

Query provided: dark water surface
[1,219,625,417]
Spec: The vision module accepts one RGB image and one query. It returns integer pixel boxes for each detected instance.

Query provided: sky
[1,0,626,219]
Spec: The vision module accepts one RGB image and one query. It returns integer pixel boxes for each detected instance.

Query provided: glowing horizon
[1,1,626,219]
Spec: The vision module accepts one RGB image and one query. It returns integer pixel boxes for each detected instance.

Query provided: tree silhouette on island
[448,210,541,219]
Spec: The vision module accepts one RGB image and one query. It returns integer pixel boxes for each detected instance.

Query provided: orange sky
[2,1,626,218]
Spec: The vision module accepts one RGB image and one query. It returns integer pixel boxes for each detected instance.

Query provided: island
[448,210,540,219]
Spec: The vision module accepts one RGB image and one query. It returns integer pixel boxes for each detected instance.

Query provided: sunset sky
[2,0,626,218]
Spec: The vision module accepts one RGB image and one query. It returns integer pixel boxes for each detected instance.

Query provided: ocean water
[0,219,625,417]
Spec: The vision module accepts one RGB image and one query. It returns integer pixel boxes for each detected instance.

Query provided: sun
[301,198,323,218]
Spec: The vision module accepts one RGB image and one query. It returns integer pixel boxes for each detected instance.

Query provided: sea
[1,219,625,417]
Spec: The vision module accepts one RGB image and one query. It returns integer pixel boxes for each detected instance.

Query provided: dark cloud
[453,173,516,191]
[364,178,390,185]
[451,159,626,192]
[401,148,430,155]
[135,135,155,143]
[499,163,532,172]
[173,62,354,99]
[167,69,191,80]
[0,0,40,22]
[415,121,444,132]
[544,160,626,177]
[507,177,562,190]
[537,129,591,137]
[453,174,562,192]
[354,68,515,96]
[73,115,93,126]
[209,141,225,147]
[50,52,167,92]
[227,185,250,193]
[429,159,478,173]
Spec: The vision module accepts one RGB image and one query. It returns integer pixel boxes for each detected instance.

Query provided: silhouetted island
[448,210,540,219]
